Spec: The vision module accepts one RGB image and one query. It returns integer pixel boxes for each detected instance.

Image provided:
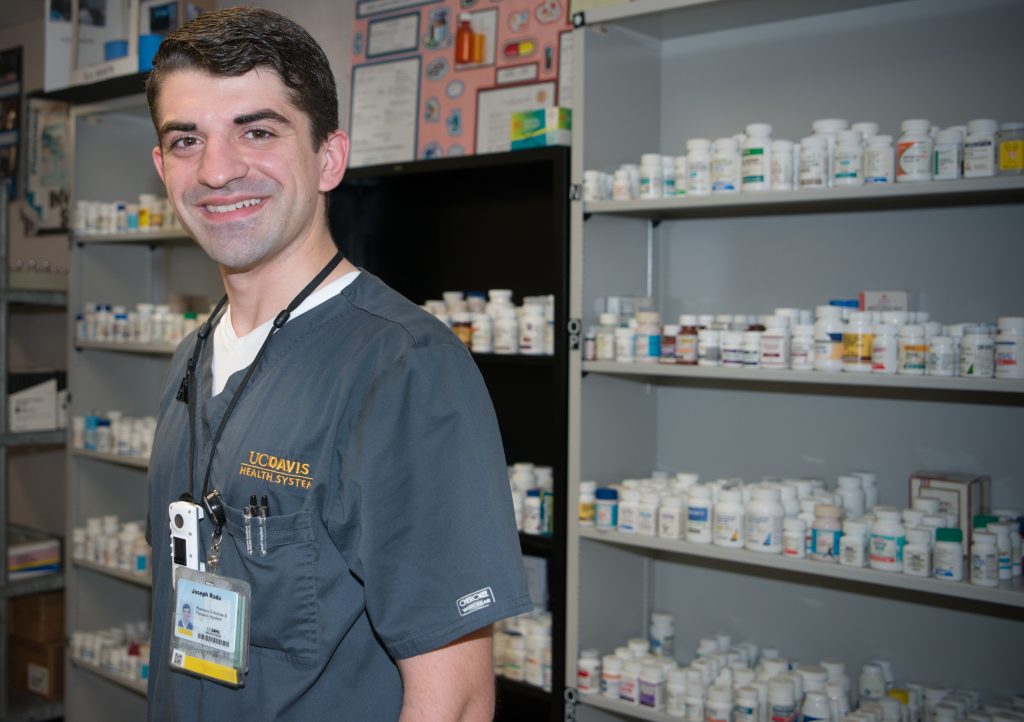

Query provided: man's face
[182,606,190,624]
[151,68,346,272]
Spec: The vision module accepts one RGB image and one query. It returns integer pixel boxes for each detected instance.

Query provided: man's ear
[319,129,350,192]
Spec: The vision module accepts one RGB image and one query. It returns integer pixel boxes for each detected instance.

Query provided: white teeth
[205,198,261,213]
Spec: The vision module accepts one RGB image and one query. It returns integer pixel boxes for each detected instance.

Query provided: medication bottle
[803,692,832,722]
[667,669,689,717]
[687,485,714,543]
[843,312,874,373]
[810,504,842,563]
[721,330,745,368]
[743,330,762,368]
[742,124,773,192]
[769,678,797,722]
[871,323,898,374]
[698,329,722,367]
[789,324,814,370]
[869,507,906,572]
[493,308,519,354]
[859,664,886,702]
[621,660,641,704]
[896,119,933,182]
[659,495,686,540]
[770,140,794,191]
[932,529,964,580]
[813,306,844,372]
[619,489,640,533]
[927,335,957,377]
[960,325,994,378]
[612,169,633,200]
[837,476,866,518]
[524,489,543,534]
[898,324,928,376]
[997,122,1024,175]
[988,522,1013,580]
[615,326,636,364]
[687,139,713,196]
[839,518,869,567]
[519,304,545,355]
[707,685,734,722]
[677,315,700,365]
[995,316,1024,378]
[578,653,601,694]
[595,312,618,361]
[963,119,998,178]
[759,317,790,369]
[675,155,689,196]
[864,135,895,184]
[637,491,660,536]
[635,311,662,363]
[932,128,963,180]
[782,517,806,559]
[711,138,741,193]
[799,136,828,189]
[650,612,675,658]
[602,655,623,698]
[746,486,784,554]
[663,155,677,198]
[833,130,864,186]
[969,530,999,587]
[595,487,618,531]
[640,664,667,709]
[812,118,848,184]
[661,324,681,364]
[713,488,745,548]
[579,480,597,526]
[903,528,932,577]
[641,153,664,199]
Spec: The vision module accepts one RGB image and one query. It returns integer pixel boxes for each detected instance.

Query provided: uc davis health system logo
[239,451,313,490]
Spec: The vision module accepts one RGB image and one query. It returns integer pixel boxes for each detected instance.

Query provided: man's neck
[220,234,358,337]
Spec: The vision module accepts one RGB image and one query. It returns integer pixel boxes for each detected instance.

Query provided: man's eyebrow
[158,120,196,137]
[234,109,290,126]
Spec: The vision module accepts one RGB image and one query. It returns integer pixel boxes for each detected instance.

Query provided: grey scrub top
[146,271,532,721]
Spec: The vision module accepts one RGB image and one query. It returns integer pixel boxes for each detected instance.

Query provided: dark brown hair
[145,7,338,150]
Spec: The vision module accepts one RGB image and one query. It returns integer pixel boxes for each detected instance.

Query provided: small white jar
[896,119,933,182]
[898,324,928,376]
[843,312,874,373]
[799,136,828,189]
[903,527,932,577]
[963,118,998,178]
[839,518,869,568]
[932,528,964,581]
[783,517,807,559]
[687,485,713,543]
[711,138,741,193]
[960,325,995,378]
[741,123,773,192]
[746,486,785,554]
[869,507,906,572]
[770,140,794,191]
[995,316,1024,378]
[810,504,843,563]
[687,139,713,196]
[871,323,899,374]
[969,530,999,587]
[864,135,895,184]
[927,335,957,377]
[932,128,963,180]
[790,324,815,371]
[698,329,722,367]
[833,129,864,186]
[713,487,745,548]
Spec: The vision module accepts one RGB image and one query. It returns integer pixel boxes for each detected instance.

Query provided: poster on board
[349,0,571,165]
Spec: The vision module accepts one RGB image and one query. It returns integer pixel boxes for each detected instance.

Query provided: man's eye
[170,136,199,150]
[246,128,274,140]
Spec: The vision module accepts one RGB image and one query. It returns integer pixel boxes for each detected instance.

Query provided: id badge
[169,566,251,687]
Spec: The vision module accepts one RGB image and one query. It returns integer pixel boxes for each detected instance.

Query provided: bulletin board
[349,0,572,167]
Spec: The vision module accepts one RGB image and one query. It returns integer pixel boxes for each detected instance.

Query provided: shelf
[1,430,66,448]
[74,558,152,588]
[71,448,150,469]
[75,339,178,356]
[583,176,1024,221]
[519,532,554,558]
[579,526,1024,609]
[474,353,556,368]
[71,657,148,697]
[3,290,68,307]
[74,229,192,245]
[6,690,63,722]
[33,72,148,105]
[3,571,64,599]
[579,693,675,722]
[583,361,1024,401]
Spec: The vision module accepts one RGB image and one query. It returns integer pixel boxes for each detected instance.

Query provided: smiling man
[143,8,531,721]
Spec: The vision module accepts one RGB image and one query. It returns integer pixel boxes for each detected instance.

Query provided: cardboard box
[9,592,64,644]
[7,371,66,432]
[859,290,909,312]
[910,470,990,555]
[8,536,61,581]
[9,637,63,700]
[511,107,572,150]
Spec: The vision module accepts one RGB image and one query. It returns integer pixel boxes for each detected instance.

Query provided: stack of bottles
[71,514,150,578]
[580,471,1022,587]
[72,411,157,461]
[577,621,1024,722]
[74,194,179,234]
[70,622,151,687]
[75,301,211,347]
[493,610,553,691]
[509,462,555,536]
[583,301,1024,381]
[582,116,1024,201]
[421,289,555,356]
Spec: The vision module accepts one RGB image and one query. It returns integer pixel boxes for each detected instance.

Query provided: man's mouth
[204,198,263,214]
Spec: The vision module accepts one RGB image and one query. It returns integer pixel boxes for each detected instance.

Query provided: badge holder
[170,565,251,688]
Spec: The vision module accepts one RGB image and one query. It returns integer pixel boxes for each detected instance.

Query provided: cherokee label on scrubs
[170,567,251,688]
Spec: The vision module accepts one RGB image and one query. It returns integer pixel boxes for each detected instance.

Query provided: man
[144,8,531,720]
[177,603,192,631]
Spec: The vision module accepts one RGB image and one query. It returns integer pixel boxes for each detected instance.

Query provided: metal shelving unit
[0,179,66,720]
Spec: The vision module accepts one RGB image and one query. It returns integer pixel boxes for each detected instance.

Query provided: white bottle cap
[901,119,931,133]
[966,118,998,135]
[687,138,712,153]
[745,123,773,137]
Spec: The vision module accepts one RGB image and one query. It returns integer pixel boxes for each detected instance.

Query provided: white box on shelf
[909,470,990,555]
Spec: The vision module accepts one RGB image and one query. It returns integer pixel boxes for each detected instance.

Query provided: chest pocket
[219,503,319,667]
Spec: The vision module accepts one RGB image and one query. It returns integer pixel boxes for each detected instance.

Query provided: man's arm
[397,626,495,722]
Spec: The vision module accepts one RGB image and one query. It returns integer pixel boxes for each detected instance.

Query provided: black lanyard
[175,250,344,517]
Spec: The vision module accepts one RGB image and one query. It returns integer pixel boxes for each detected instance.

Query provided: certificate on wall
[350,57,421,167]
[475,81,555,155]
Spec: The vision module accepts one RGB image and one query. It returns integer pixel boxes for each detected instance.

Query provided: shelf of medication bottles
[582,175,1024,222]
[76,339,178,356]
[579,691,677,722]
[7,689,64,722]
[519,531,553,558]
[0,430,67,448]
[71,656,148,697]
[3,289,68,307]
[4,570,64,599]
[73,229,192,245]
[74,557,152,588]
[582,360,1024,399]
[578,526,1024,609]
[72,447,150,469]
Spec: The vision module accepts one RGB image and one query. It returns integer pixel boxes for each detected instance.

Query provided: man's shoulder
[339,272,460,350]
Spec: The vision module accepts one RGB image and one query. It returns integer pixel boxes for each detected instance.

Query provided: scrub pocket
[221,504,318,667]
